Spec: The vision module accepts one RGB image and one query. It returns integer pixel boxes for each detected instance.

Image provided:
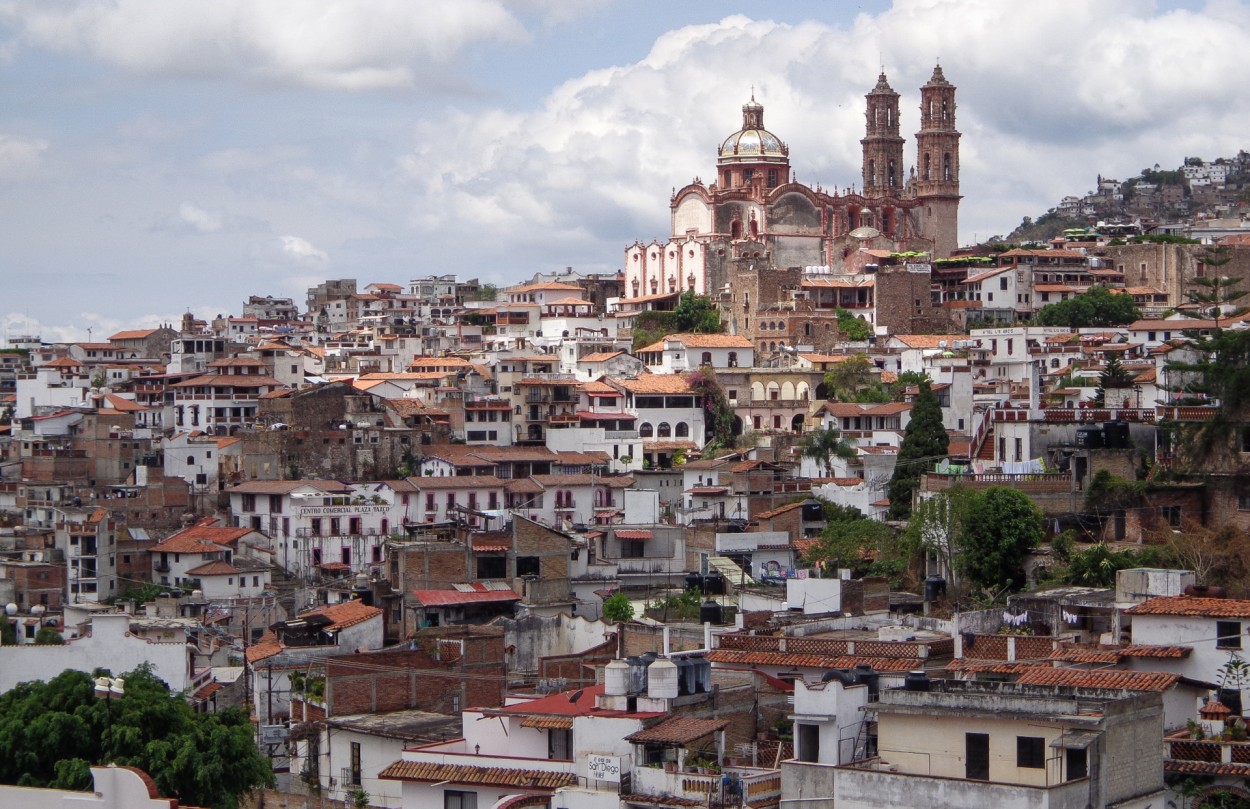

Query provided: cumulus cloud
[1,0,530,89]
[400,2,1250,252]
[0,133,48,177]
[280,235,328,264]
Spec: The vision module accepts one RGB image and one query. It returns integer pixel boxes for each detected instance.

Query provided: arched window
[187,455,195,466]
[923,153,931,181]
[675,422,689,438]
[868,160,876,185]
[769,342,776,352]
[701,352,712,366]
[943,153,952,181]
[657,422,672,438]
[731,220,743,240]
[640,423,654,438]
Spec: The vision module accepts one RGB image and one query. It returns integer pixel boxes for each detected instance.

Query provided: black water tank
[904,671,931,692]
[822,669,859,686]
[700,599,724,625]
[1103,421,1130,449]
[676,657,696,696]
[801,499,824,521]
[353,588,374,607]
[924,576,947,603]
[854,664,880,699]
[1076,427,1104,449]
[704,572,727,595]
[685,572,704,592]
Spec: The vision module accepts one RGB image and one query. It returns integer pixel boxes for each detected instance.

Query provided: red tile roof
[377,761,576,789]
[707,649,922,671]
[301,599,382,631]
[624,716,729,745]
[614,530,654,541]
[1014,668,1179,692]
[1125,595,1250,618]
[184,560,241,577]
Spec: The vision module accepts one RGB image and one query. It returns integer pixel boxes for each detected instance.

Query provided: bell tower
[861,73,905,198]
[914,65,961,257]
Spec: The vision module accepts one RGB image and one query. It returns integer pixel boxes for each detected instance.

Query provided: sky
[1,0,1248,343]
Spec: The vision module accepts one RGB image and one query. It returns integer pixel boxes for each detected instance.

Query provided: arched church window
[942,99,949,122]
[731,220,743,240]
[943,153,952,181]
[888,160,896,187]
[923,153,931,181]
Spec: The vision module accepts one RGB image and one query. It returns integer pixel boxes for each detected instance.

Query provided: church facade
[622,66,962,330]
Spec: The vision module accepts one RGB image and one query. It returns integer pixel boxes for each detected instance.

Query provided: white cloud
[398,2,1250,253]
[176,202,223,233]
[280,235,328,264]
[1,0,530,89]
[0,133,48,177]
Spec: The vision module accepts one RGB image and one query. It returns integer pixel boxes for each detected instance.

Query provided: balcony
[631,764,781,807]
[154,561,171,573]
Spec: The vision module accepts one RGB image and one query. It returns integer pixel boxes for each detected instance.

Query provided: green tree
[0,666,272,808]
[33,627,64,645]
[684,367,735,446]
[1189,247,1247,328]
[835,309,872,341]
[1164,327,1250,464]
[823,355,887,402]
[806,518,895,578]
[886,381,949,520]
[672,291,722,333]
[957,487,1044,593]
[602,593,635,623]
[0,617,14,645]
[1094,355,1134,407]
[1034,285,1140,327]
[799,424,856,477]
[902,485,980,590]
[475,283,499,302]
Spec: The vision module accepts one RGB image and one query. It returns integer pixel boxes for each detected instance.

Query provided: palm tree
[800,424,856,477]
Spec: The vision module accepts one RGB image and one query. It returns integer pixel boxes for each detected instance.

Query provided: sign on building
[587,755,621,783]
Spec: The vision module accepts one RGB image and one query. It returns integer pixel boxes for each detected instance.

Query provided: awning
[521,715,574,730]
[615,529,653,540]
[1051,731,1101,750]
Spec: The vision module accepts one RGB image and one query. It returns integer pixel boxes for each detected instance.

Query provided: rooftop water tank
[604,658,631,697]
[647,658,680,700]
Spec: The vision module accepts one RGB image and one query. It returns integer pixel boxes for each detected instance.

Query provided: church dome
[718,94,789,163]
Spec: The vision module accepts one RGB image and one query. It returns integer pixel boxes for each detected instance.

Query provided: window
[1218,621,1243,649]
[1239,495,1250,512]
[1065,747,1087,780]
[1000,277,1008,291]
[445,791,477,809]
[240,494,256,512]
[1160,505,1182,527]
[477,556,506,579]
[516,556,540,577]
[701,352,712,365]
[349,742,362,785]
[621,540,645,558]
[1017,736,1045,769]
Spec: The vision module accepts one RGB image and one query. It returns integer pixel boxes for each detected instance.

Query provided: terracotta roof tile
[707,649,922,670]
[625,716,729,745]
[610,375,694,394]
[1014,667,1179,692]
[1164,760,1250,777]
[1120,644,1192,659]
[520,715,574,730]
[378,761,576,789]
[1125,595,1250,618]
[184,560,242,577]
[301,599,382,631]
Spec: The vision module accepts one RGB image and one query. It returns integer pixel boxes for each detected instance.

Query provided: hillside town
[9,67,1250,809]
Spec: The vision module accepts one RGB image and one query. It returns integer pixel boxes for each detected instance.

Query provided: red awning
[615,529,654,540]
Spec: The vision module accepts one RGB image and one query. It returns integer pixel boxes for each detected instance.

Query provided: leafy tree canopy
[799,425,855,477]
[672,290,723,334]
[823,355,888,403]
[957,487,1044,593]
[835,309,872,341]
[1035,285,1140,328]
[602,592,635,623]
[0,665,272,809]
[684,367,735,447]
[1164,327,1250,464]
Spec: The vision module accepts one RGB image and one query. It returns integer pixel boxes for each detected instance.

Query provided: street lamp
[94,675,125,760]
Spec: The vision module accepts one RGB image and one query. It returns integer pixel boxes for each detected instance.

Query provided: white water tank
[647,658,680,700]
[604,659,631,697]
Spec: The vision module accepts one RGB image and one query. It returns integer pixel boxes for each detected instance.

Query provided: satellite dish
[568,689,584,703]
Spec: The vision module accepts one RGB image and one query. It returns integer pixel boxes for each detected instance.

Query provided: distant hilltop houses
[7,69,1250,809]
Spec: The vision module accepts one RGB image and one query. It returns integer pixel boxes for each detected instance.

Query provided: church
[622,66,962,348]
